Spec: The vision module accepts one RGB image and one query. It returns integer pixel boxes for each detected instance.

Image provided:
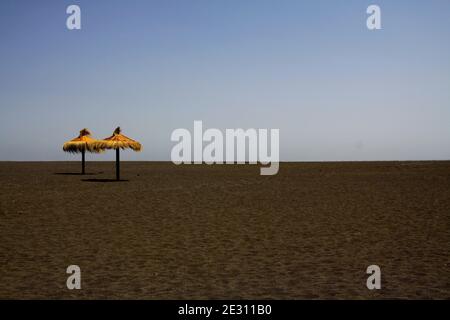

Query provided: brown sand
[0,161,449,299]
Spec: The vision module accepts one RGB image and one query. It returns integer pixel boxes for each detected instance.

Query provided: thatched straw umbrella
[62,128,101,174]
[92,127,142,180]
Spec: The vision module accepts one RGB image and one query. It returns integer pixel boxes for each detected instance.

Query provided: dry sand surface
[0,161,449,299]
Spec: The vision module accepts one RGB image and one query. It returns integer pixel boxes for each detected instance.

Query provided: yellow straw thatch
[62,128,102,153]
[91,127,142,152]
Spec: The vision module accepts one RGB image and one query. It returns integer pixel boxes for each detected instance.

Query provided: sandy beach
[0,161,449,299]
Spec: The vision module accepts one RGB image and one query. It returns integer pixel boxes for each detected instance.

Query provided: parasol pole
[82,149,86,175]
[116,148,120,180]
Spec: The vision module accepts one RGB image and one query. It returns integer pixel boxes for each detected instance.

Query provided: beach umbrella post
[62,128,101,174]
[92,127,142,180]
[82,149,85,174]
[116,148,120,180]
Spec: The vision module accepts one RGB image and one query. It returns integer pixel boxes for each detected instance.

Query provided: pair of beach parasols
[63,127,141,180]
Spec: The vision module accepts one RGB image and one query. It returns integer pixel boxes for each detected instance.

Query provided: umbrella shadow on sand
[54,172,100,176]
[81,178,129,183]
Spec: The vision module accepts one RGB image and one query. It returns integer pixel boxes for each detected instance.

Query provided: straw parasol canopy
[62,128,101,174]
[91,127,142,180]
[91,127,142,152]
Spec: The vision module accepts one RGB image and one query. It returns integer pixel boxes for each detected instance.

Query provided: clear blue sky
[1,0,449,161]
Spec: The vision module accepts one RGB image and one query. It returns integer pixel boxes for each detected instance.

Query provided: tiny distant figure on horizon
[62,128,102,174]
[91,127,142,181]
